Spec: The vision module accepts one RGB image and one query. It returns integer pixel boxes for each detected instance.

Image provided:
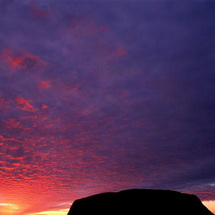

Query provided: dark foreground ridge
[67,189,214,215]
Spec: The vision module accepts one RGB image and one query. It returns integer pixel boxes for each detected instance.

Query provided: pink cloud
[42,104,49,110]
[0,47,48,72]
[69,18,110,40]
[3,118,22,130]
[38,81,52,89]
[116,47,127,57]
[15,96,37,112]
[0,97,9,112]
[29,4,50,19]
[0,134,16,142]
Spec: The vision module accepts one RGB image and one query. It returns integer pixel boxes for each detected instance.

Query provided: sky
[0,0,215,214]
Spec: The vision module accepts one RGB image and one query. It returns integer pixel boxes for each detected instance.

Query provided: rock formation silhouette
[67,189,214,215]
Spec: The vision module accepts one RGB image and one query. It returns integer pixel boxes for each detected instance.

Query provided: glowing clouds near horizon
[0,203,20,215]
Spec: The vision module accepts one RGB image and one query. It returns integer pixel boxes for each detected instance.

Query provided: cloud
[0,134,16,142]
[0,203,20,215]
[0,47,48,73]
[3,118,23,130]
[29,3,50,19]
[0,97,8,110]
[0,0,214,214]
[15,96,37,112]
[38,81,52,89]
[42,104,48,110]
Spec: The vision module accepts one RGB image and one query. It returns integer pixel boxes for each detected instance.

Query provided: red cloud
[70,19,110,40]
[0,47,48,72]
[116,47,127,57]
[42,104,48,110]
[0,134,16,142]
[0,98,9,112]
[38,80,52,89]
[30,4,50,19]
[15,96,37,112]
[3,118,22,130]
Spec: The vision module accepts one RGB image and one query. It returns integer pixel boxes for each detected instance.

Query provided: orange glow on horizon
[0,203,20,215]
[0,200,213,215]
[0,196,71,215]
[202,201,215,214]
[26,208,69,215]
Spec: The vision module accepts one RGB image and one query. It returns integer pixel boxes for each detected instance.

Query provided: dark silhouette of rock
[67,189,214,215]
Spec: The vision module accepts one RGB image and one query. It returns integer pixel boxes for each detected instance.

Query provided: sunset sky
[0,0,215,214]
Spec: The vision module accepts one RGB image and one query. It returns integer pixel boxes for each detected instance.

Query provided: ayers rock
[67,189,214,215]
